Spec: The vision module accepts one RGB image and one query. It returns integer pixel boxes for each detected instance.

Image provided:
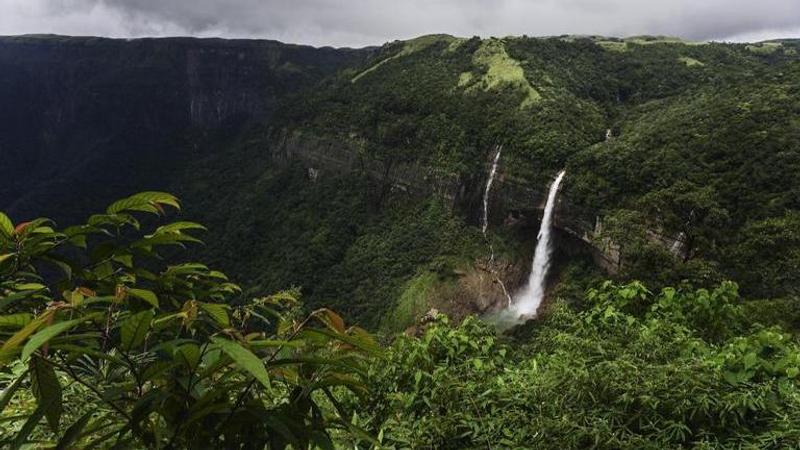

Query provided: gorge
[1,33,798,330]
[2,29,800,449]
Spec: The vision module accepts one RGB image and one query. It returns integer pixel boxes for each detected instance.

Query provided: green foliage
[0,193,378,448]
[730,211,800,296]
[359,281,800,449]
[317,199,482,328]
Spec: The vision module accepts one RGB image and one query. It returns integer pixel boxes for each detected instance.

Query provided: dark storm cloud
[2,0,799,47]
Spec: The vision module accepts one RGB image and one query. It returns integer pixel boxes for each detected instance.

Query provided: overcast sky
[1,0,799,48]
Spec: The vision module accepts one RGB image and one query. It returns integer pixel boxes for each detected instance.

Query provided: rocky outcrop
[274,130,463,202]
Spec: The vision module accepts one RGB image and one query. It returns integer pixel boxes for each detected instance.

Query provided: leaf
[0,253,13,265]
[211,337,270,390]
[121,310,154,351]
[11,405,46,450]
[319,309,345,333]
[14,222,32,235]
[0,212,13,237]
[199,303,230,327]
[152,221,206,235]
[14,282,46,291]
[41,255,73,279]
[0,370,26,415]
[22,317,86,361]
[112,253,133,268]
[29,355,63,432]
[0,312,50,366]
[56,412,93,450]
[174,343,201,370]
[303,328,381,356]
[127,288,159,308]
[0,313,33,329]
[106,192,180,215]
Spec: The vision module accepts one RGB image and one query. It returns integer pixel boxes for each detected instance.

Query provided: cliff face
[274,130,629,269]
[275,129,695,275]
[0,35,371,222]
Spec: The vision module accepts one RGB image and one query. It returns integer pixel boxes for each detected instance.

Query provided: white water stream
[512,170,566,316]
[482,146,503,234]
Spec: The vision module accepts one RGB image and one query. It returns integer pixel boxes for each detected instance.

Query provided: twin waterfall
[481,150,566,318]
[513,170,566,316]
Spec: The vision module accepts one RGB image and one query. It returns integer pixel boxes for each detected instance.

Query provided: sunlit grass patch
[468,39,542,107]
[597,40,628,52]
[678,56,705,67]
[746,42,782,55]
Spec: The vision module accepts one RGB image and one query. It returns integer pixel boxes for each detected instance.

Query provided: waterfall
[482,146,503,234]
[480,146,513,307]
[513,170,566,316]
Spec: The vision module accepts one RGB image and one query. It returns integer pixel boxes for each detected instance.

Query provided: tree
[0,192,379,449]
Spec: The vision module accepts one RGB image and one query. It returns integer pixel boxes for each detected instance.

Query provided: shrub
[0,192,378,449]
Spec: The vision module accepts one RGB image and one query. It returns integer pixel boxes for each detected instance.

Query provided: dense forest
[1,34,800,448]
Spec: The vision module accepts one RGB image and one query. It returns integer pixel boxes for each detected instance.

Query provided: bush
[0,192,378,448]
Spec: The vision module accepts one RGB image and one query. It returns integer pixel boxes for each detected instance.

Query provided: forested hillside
[2,33,800,448]
[170,34,800,328]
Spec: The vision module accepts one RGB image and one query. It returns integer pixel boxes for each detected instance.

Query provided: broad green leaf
[29,355,63,432]
[0,212,13,238]
[41,255,73,279]
[174,343,201,370]
[107,192,180,215]
[0,313,33,329]
[152,221,206,235]
[211,337,271,390]
[0,253,13,264]
[200,303,230,327]
[112,253,133,268]
[22,317,86,361]
[127,288,159,308]
[121,310,154,351]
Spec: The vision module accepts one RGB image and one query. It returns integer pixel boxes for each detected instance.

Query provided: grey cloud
[1,0,799,47]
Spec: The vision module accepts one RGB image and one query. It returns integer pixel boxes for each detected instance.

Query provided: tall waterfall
[513,170,566,316]
[482,146,503,234]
